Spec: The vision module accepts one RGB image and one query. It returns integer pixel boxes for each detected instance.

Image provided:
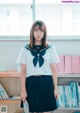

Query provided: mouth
[37,37,40,38]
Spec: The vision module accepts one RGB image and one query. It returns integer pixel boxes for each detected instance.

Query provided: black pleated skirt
[25,75,58,112]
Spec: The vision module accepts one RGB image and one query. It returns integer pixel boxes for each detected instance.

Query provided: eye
[41,30,44,32]
[34,29,44,32]
[34,29,38,31]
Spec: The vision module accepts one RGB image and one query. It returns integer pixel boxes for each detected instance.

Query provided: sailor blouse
[17,43,60,78]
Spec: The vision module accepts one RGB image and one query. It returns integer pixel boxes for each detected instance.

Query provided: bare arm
[20,63,27,101]
[50,63,57,90]
[20,63,26,91]
[50,63,58,100]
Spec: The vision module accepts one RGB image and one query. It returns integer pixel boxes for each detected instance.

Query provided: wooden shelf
[0,72,80,78]
[0,71,20,77]
[58,107,80,110]
[58,74,80,78]
[0,99,21,104]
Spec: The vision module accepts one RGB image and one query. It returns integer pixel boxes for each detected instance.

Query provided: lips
[37,37,40,38]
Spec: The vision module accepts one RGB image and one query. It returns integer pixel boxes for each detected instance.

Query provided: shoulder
[23,43,30,50]
[51,45,56,50]
[21,46,26,51]
[47,43,55,50]
[20,45,28,54]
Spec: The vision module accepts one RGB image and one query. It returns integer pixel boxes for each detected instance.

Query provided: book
[0,84,9,100]
[70,82,78,108]
[65,55,72,74]
[63,85,73,108]
[58,85,65,108]
[71,56,80,74]
[57,56,65,75]
[58,81,79,108]
[78,85,80,108]
[9,95,21,100]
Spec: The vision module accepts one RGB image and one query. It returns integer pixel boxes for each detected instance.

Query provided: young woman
[17,20,60,113]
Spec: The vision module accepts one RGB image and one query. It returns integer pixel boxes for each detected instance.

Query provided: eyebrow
[35,26,44,31]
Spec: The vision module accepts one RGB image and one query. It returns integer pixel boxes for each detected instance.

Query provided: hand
[54,89,58,100]
[21,90,27,102]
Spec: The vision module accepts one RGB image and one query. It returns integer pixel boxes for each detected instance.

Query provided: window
[0,0,80,37]
[35,3,80,36]
[0,0,32,36]
[72,4,80,35]
[35,4,62,36]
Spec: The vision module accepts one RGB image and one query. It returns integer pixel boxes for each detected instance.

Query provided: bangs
[35,25,45,31]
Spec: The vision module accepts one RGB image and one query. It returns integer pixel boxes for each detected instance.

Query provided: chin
[36,38,42,41]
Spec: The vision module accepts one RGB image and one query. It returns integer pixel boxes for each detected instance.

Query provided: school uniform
[17,43,60,112]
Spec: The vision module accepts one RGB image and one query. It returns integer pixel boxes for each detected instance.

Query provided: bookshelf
[58,74,80,78]
[57,74,80,113]
[0,71,21,113]
[0,71,80,113]
[59,108,80,110]
[0,99,21,104]
[55,55,80,113]
[0,71,20,77]
[57,108,80,113]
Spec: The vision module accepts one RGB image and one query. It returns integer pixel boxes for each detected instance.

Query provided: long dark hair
[29,20,48,48]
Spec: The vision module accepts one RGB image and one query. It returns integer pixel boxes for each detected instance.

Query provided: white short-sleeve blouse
[17,43,60,77]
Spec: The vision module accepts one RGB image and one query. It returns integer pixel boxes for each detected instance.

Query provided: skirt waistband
[27,75,52,78]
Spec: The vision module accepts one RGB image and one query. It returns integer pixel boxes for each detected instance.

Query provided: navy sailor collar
[24,43,52,67]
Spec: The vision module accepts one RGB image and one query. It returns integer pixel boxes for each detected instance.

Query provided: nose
[37,30,41,35]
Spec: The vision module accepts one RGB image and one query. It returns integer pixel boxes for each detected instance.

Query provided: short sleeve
[50,45,60,64]
[17,47,27,65]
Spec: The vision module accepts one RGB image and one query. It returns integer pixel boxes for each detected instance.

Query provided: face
[33,25,44,41]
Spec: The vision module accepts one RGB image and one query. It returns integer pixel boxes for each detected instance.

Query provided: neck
[35,40,42,45]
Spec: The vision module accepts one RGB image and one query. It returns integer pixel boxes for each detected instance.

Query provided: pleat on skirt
[25,75,58,112]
